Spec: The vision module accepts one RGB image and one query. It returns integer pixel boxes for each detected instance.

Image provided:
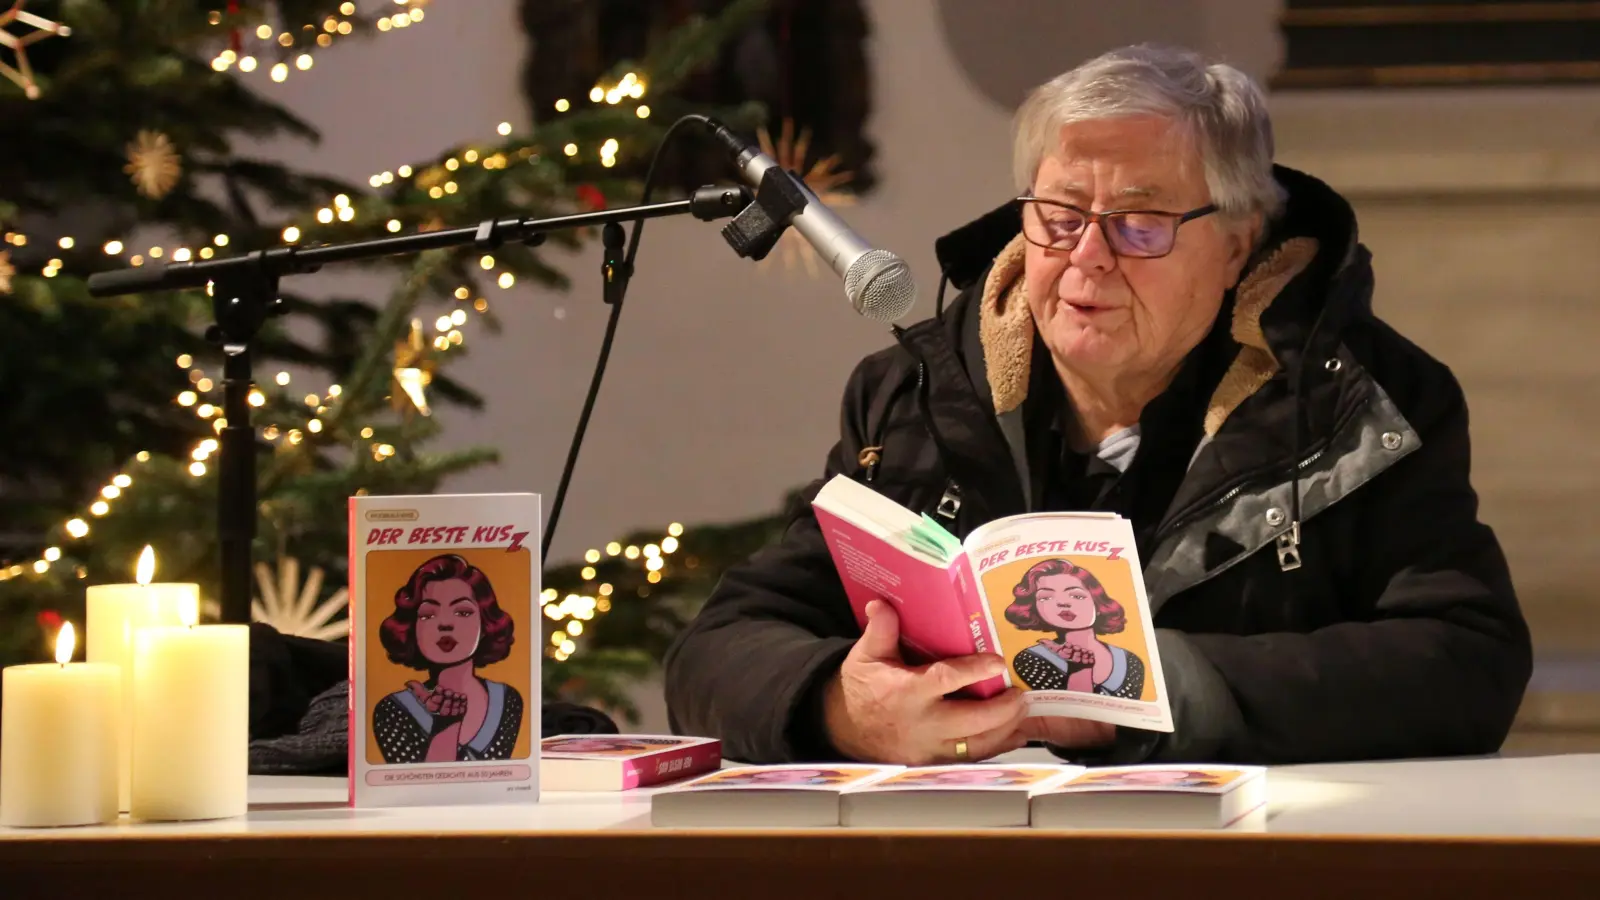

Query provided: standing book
[811,474,1172,732]
[348,492,541,808]
[1029,765,1268,829]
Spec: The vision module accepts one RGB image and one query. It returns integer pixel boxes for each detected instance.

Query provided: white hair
[1012,44,1286,223]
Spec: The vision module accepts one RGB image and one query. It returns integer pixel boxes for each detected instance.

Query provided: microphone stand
[86,185,754,625]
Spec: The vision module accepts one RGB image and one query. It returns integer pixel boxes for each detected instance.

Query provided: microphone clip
[719,166,808,261]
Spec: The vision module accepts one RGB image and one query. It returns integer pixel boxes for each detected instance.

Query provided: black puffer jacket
[664,166,1532,765]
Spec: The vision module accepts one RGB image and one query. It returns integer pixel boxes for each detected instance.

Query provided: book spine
[630,742,723,789]
[952,555,1010,698]
[346,496,359,808]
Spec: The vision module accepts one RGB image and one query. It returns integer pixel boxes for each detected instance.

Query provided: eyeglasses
[1017,196,1219,259]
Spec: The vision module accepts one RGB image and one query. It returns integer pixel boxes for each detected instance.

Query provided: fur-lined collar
[977,233,1319,437]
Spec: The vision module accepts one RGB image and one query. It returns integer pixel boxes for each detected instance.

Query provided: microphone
[704,119,916,322]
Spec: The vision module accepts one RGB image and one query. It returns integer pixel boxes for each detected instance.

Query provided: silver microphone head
[842,249,917,322]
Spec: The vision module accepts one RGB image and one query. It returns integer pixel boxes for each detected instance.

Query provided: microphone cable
[541,113,717,562]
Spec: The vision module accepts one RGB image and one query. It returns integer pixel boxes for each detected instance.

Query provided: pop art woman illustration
[1078,769,1225,789]
[543,737,686,755]
[710,769,853,787]
[373,554,524,764]
[1005,559,1144,699]
[890,769,1034,787]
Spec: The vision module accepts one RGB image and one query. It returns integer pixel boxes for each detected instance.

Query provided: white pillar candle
[84,545,195,812]
[0,623,120,827]
[129,601,249,822]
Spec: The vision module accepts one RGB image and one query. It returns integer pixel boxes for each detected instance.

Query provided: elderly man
[664,45,1531,766]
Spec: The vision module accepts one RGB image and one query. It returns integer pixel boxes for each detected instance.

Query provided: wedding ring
[954,738,970,761]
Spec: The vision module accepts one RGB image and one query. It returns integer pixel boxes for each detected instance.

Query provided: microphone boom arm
[84,185,752,625]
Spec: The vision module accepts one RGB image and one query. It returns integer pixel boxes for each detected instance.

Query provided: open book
[811,474,1172,732]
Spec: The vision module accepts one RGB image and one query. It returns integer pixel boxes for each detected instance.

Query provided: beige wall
[256,2,1600,729]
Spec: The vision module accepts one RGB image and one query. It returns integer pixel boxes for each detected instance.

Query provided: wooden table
[4,749,1599,899]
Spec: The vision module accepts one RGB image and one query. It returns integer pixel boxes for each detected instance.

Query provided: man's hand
[822,599,1028,765]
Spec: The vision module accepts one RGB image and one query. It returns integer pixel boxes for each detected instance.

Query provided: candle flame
[180,596,199,628]
[135,545,156,585]
[55,621,75,664]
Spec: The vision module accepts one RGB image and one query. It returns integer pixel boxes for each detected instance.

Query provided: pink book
[540,734,722,791]
[811,474,1173,732]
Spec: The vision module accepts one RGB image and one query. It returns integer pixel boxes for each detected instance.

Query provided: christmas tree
[0,0,776,680]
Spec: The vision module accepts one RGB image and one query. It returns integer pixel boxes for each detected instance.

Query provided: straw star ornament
[757,118,856,277]
[125,130,183,200]
[0,1,70,100]
[392,317,435,416]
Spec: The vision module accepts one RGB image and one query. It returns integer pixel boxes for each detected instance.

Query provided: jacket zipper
[1156,443,1330,548]
[916,360,966,523]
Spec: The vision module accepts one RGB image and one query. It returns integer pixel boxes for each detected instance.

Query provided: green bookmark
[904,513,962,563]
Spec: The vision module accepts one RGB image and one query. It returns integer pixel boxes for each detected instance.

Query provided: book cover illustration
[540,734,721,791]
[861,765,1084,791]
[672,765,900,791]
[542,735,698,757]
[349,492,541,808]
[966,514,1172,731]
[1052,765,1260,793]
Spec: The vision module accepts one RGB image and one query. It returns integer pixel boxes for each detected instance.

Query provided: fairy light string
[1,10,657,586]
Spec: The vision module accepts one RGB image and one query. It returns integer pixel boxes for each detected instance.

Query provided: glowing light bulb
[387,219,402,233]
[497,273,515,289]
[112,474,131,488]
[189,461,207,477]
[554,99,569,112]
[275,371,291,386]
[636,105,651,119]
[498,121,512,136]
[271,63,288,82]
[563,143,578,157]
[58,236,74,249]
[589,86,604,102]
[282,226,301,243]
[66,518,88,538]
[104,240,123,254]
[239,56,257,73]
[296,54,313,71]
[451,309,467,326]
[90,501,109,516]
[317,208,334,224]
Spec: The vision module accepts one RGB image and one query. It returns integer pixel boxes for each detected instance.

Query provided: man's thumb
[855,600,902,661]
